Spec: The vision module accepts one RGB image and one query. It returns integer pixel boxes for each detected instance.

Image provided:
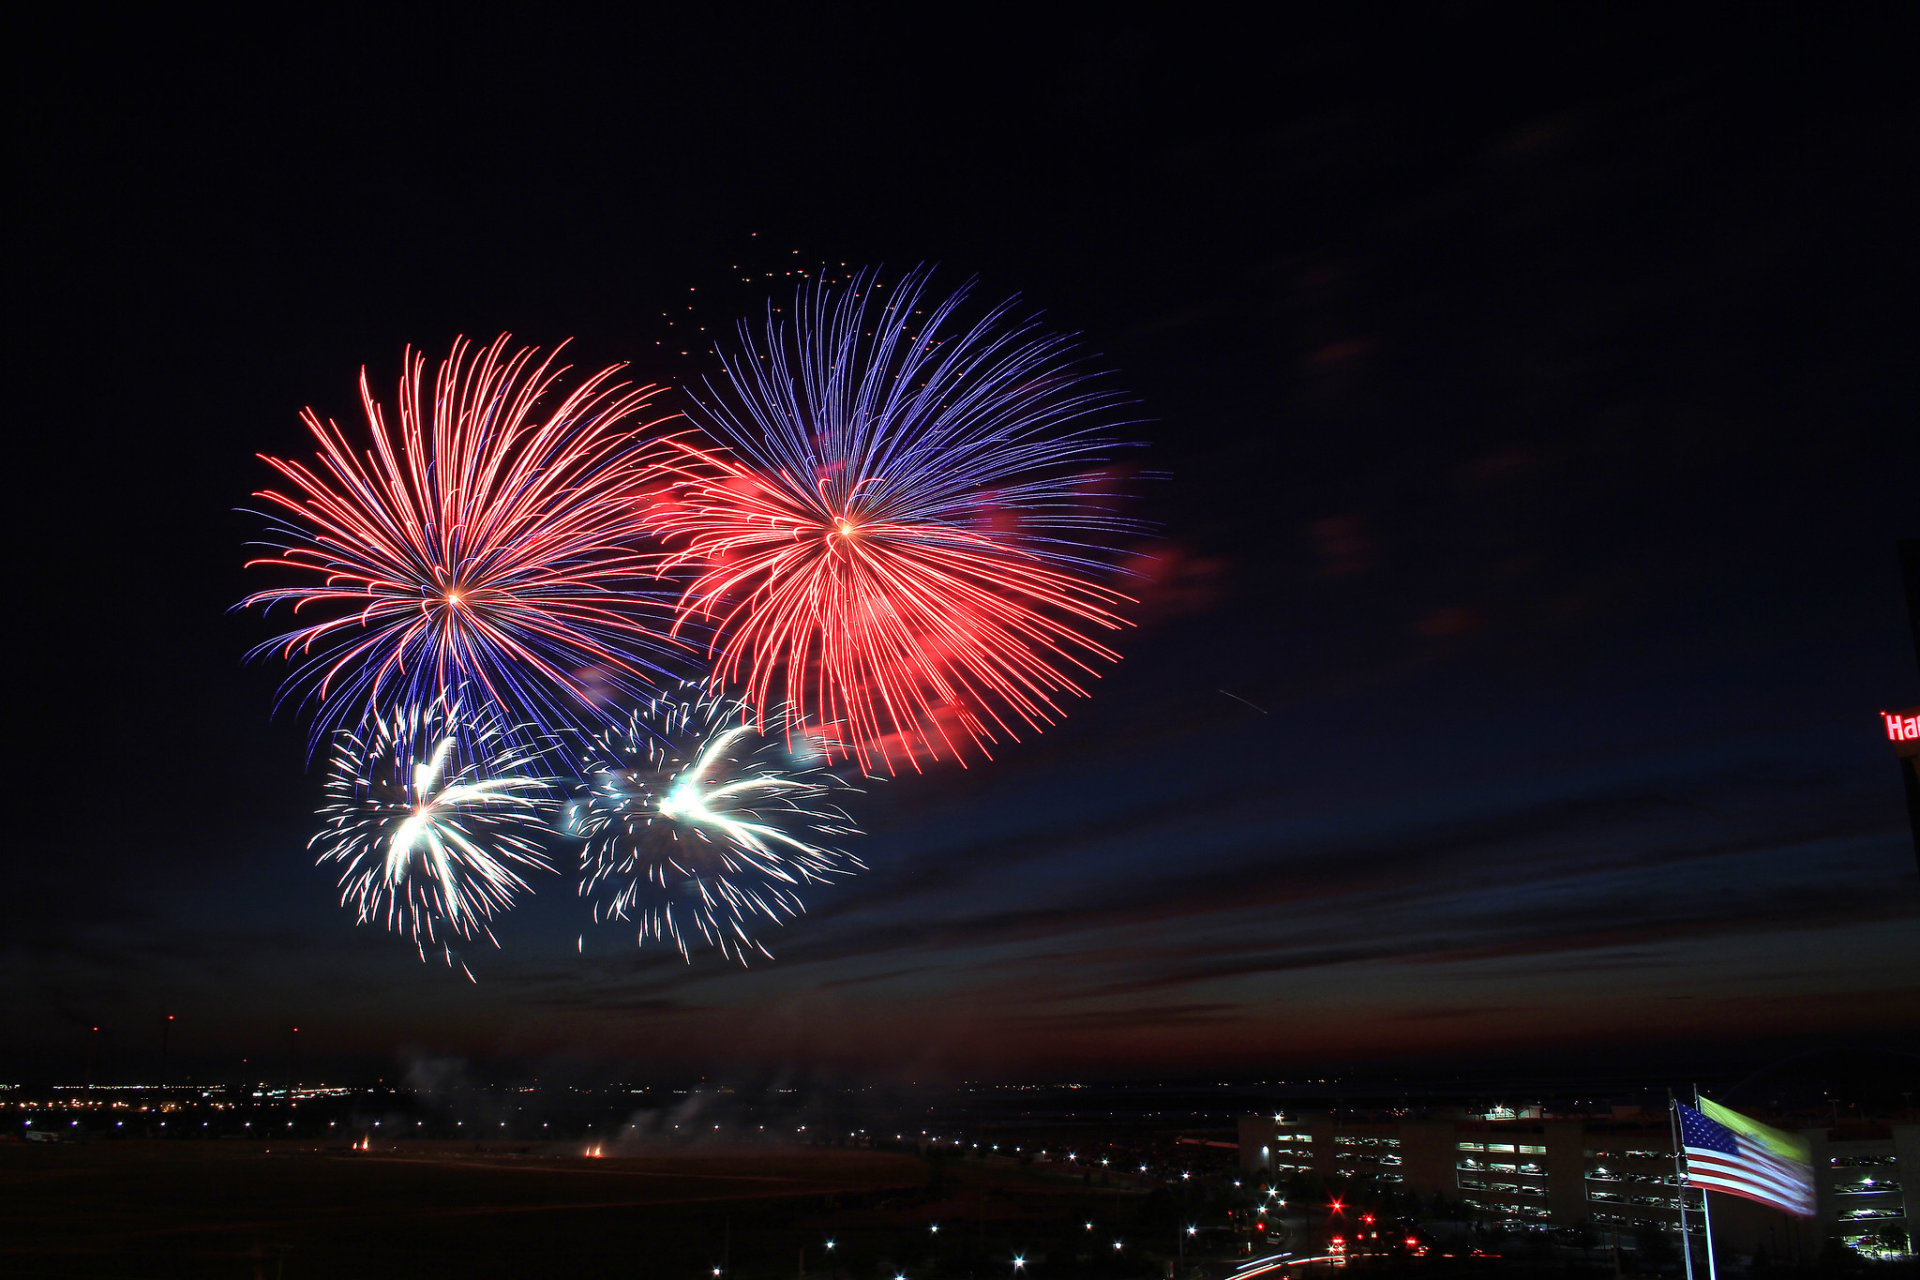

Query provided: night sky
[9,10,1917,1085]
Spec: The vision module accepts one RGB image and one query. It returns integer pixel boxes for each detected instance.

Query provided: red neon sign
[1885,707,1920,759]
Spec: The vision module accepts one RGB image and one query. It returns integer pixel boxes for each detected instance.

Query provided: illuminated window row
[1586,1169,1676,1186]
[1832,1181,1901,1198]
[1458,1160,1545,1177]
[1593,1212,1701,1233]
[1589,1190,1685,1209]
[1463,1197,1552,1221]
[1460,1178,1548,1199]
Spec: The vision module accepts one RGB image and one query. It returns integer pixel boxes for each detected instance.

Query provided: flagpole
[1670,1090,1696,1280]
[1700,1186,1719,1280]
[1695,1087,1718,1280]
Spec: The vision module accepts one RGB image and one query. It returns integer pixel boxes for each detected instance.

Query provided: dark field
[0,1140,1168,1278]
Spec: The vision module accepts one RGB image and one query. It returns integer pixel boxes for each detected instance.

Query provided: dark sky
[8,9,1917,1085]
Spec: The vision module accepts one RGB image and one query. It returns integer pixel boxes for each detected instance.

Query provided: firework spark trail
[313,690,554,973]
[569,686,862,964]
[648,268,1143,772]
[242,335,690,754]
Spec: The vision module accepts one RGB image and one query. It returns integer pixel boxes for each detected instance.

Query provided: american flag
[1677,1100,1815,1218]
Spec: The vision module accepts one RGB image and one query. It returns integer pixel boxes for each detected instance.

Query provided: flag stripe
[1685,1160,1816,1212]
[1683,1149,1814,1214]
[1690,1178,1815,1216]
[1685,1148,1811,1195]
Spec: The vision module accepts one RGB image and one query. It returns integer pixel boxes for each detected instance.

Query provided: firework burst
[649,268,1142,772]
[243,334,687,751]
[314,690,554,971]
[570,686,861,964]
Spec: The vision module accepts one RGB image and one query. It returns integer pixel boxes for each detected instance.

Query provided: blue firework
[650,267,1145,772]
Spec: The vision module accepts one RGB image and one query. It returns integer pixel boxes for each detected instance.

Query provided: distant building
[1237,1111,1918,1263]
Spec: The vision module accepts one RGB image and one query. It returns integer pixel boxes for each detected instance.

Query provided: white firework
[570,687,862,963]
[314,690,554,971]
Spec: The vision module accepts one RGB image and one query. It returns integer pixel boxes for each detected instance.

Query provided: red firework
[652,444,1133,772]
[647,271,1139,773]
[243,335,687,746]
